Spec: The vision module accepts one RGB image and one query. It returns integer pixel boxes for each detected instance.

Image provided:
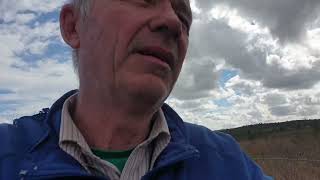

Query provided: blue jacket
[0,90,272,180]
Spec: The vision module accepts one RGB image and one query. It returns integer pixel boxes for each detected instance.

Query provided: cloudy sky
[0,0,319,130]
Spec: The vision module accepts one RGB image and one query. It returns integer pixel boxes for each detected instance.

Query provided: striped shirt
[59,94,171,180]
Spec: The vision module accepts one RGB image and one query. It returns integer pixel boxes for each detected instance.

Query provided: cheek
[81,18,113,52]
[113,19,150,70]
[84,15,122,55]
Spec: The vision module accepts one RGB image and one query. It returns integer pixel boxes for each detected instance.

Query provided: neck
[72,91,160,151]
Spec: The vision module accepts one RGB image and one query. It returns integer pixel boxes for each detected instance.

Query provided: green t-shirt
[91,148,133,172]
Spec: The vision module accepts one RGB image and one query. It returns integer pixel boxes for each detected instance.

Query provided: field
[238,128,320,180]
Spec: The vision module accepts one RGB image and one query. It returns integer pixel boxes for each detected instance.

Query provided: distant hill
[220,119,320,141]
[219,119,320,180]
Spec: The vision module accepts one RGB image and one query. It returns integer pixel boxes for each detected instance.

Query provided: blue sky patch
[219,69,238,88]
[46,42,71,63]
[214,98,232,107]
[14,38,70,68]
[0,89,15,95]
[26,10,59,27]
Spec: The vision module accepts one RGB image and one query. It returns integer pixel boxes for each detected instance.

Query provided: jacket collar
[31,90,199,163]
[152,104,200,170]
[46,90,79,136]
[27,90,78,153]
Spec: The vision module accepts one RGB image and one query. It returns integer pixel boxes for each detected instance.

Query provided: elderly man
[0,0,272,179]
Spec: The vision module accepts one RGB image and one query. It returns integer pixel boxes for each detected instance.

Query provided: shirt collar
[59,92,171,151]
[59,93,91,152]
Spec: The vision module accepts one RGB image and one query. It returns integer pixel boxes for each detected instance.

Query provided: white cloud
[0,0,77,122]
[15,13,37,24]
[0,58,78,121]
[0,0,66,22]
[0,0,319,130]
[195,0,320,43]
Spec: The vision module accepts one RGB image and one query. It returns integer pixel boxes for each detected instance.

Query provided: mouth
[132,46,175,69]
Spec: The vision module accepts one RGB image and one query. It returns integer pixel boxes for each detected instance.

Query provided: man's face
[77,0,192,104]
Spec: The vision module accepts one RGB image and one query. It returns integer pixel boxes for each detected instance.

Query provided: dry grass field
[238,128,320,180]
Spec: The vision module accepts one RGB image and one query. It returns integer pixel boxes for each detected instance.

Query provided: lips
[132,46,175,69]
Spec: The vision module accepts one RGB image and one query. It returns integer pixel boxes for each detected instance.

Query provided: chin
[127,77,170,105]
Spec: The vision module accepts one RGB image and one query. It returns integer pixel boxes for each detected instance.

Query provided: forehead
[89,0,192,19]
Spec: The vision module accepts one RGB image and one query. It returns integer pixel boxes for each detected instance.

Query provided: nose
[148,2,182,39]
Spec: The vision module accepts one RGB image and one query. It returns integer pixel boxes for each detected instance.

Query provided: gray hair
[70,0,91,74]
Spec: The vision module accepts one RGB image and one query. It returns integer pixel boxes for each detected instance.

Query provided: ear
[60,4,80,49]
